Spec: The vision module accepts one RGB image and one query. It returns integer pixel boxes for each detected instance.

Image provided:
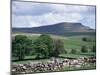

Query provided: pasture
[12,33,96,74]
[12,33,95,49]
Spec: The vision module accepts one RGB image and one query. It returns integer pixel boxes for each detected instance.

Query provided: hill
[12,22,95,36]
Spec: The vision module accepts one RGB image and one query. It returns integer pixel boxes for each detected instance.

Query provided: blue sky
[12,1,96,29]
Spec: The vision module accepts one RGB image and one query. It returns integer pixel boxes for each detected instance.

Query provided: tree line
[12,34,96,61]
[70,45,96,54]
[12,34,65,60]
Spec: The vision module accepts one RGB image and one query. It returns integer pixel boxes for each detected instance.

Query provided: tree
[12,35,32,60]
[71,49,77,54]
[82,37,87,41]
[24,39,33,56]
[33,41,49,59]
[33,34,54,58]
[82,37,93,42]
[81,46,88,53]
[52,39,65,57]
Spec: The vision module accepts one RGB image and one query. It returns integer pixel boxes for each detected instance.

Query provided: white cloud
[50,4,89,13]
[81,14,95,29]
[12,1,95,28]
[12,15,39,28]
[12,12,83,27]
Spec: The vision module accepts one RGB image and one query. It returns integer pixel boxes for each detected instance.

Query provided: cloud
[12,12,83,27]
[12,1,96,29]
[80,14,95,29]
[12,15,40,28]
[12,1,53,16]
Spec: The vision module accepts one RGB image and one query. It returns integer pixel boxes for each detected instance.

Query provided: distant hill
[12,22,95,36]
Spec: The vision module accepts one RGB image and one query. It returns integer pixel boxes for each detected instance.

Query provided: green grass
[62,63,96,71]
[13,33,95,49]
[12,33,96,72]
[59,53,96,59]
[63,36,95,49]
[13,59,49,64]
[12,33,96,56]
[12,33,96,59]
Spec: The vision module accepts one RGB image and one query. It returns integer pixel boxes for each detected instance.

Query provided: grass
[12,33,95,59]
[12,33,96,59]
[63,36,95,49]
[12,33,95,49]
[12,33,96,73]
[59,53,96,59]
[13,52,96,64]
[62,63,96,71]
[12,33,96,58]
[13,59,49,64]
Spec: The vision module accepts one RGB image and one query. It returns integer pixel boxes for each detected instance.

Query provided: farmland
[12,33,96,59]
[12,33,95,49]
[12,33,96,74]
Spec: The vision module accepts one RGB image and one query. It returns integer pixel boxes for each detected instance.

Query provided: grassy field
[12,33,95,49]
[12,33,96,73]
[12,33,96,62]
[13,53,96,64]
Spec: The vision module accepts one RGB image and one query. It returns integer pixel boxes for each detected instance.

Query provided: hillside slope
[12,22,95,36]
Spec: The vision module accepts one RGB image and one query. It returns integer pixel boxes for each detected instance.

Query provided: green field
[12,33,96,73]
[12,33,96,50]
[12,33,96,60]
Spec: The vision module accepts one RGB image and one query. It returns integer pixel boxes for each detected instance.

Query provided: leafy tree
[33,34,54,58]
[24,39,33,56]
[52,39,65,57]
[33,41,49,59]
[81,46,88,53]
[12,35,32,60]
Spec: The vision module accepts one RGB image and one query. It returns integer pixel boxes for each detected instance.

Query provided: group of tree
[82,37,95,42]
[70,45,96,54]
[12,34,96,60]
[81,45,96,53]
[12,34,65,60]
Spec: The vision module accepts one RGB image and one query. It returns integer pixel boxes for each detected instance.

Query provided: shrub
[81,46,88,53]
[71,49,77,54]
[82,37,87,41]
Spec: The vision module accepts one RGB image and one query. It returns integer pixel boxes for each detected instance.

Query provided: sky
[12,1,96,29]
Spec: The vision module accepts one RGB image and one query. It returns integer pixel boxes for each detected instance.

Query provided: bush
[82,37,87,41]
[71,49,77,54]
[81,46,88,53]
[82,37,92,42]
